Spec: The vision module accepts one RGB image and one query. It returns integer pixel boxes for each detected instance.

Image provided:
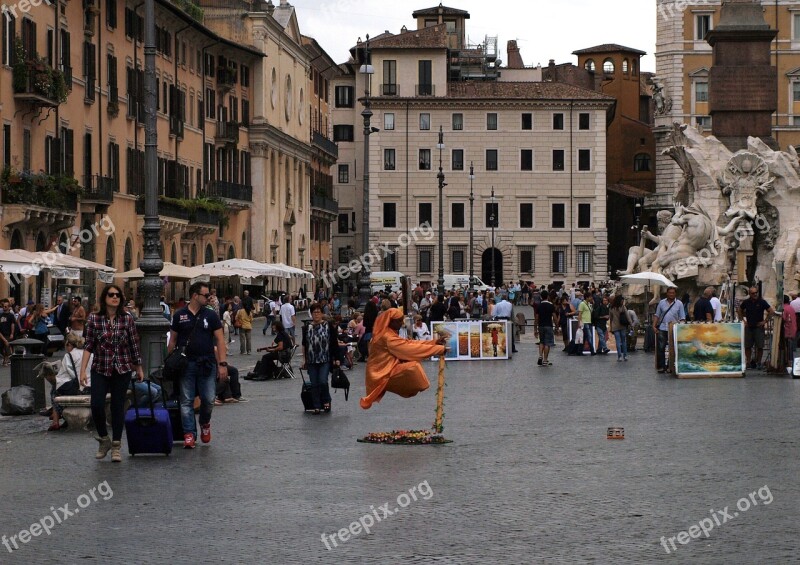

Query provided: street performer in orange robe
[360,308,446,409]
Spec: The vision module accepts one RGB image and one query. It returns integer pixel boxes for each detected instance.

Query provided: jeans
[90,370,129,441]
[613,330,628,359]
[306,361,331,410]
[286,326,296,343]
[51,378,81,416]
[656,329,669,370]
[240,329,252,354]
[216,366,241,400]
[786,338,797,368]
[596,326,608,352]
[582,323,596,354]
[262,315,274,333]
[180,358,217,437]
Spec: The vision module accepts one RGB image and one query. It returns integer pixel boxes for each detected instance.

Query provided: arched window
[241,232,247,259]
[584,59,595,72]
[285,75,293,122]
[228,245,235,259]
[285,159,292,206]
[105,236,115,268]
[270,68,277,109]
[10,229,23,250]
[171,242,177,264]
[622,59,629,74]
[633,153,652,172]
[124,238,133,271]
[298,88,305,125]
[190,244,197,267]
[603,58,615,74]
[205,243,214,264]
[35,232,47,252]
[58,233,69,254]
[632,59,638,76]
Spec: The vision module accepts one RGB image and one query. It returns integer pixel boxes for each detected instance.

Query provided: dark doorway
[481,248,503,286]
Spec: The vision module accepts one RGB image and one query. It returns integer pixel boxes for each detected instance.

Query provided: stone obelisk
[706,0,778,151]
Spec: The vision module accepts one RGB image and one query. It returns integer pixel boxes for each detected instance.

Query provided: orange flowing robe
[360,332,445,409]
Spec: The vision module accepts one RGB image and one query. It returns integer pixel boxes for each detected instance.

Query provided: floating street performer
[360,308,446,410]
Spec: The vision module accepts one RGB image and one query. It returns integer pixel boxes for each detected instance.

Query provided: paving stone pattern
[0,307,798,563]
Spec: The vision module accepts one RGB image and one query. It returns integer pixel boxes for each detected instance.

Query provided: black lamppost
[356,35,376,309]
[489,186,496,288]
[468,162,475,285]
[436,125,446,296]
[136,0,169,376]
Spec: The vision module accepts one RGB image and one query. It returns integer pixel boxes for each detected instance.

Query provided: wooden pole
[433,355,446,433]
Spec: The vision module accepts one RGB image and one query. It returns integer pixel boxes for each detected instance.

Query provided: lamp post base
[357,269,372,311]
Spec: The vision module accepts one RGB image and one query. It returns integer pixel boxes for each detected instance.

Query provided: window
[695,116,711,128]
[793,82,800,103]
[3,124,10,167]
[418,247,433,273]
[451,149,464,171]
[696,14,711,40]
[419,113,430,130]
[383,245,398,271]
[337,214,349,234]
[384,148,396,170]
[382,60,397,95]
[579,113,590,130]
[520,203,533,228]
[487,113,497,130]
[452,113,463,130]
[108,141,120,190]
[551,203,565,228]
[338,164,349,183]
[107,54,118,106]
[622,59,629,74]
[695,82,708,102]
[553,113,564,130]
[521,149,533,171]
[419,149,431,170]
[384,112,395,130]
[451,202,465,228]
[383,203,397,228]
[338,247,350,263]
[419,203,432,226]
[634,153,651,172]
[335,85,353,108]
[418,60,432,95]
[584,59,595,72]
[83,40,97,102]
[23,129,31,172]
[519,247,534,273]
[795,13,800,40]
[486,149,498,171]
[333,125,354,142]
[2,12,15,67]
[241,65,250,87]
[603,58,614,74]
[578,203,591,228]
[552,150,565,171]
[551,246,566,273]
[576,246,593,273]
[451,247,466,273]
[578,149,591,171]
[486,202,499,228]
[521,113,532,130]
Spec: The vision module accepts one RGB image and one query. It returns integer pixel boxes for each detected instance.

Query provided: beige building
[332,6,615,289]
[0,0,260,305]
[654,0,800,209]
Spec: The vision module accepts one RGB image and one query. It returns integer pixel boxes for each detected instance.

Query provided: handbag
[574,327,584,345]
[330,366,350,401]
[619,309,630,327]
[233,311,242,328]
[163,312,202,380]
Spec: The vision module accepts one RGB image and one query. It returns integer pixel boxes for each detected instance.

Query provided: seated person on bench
[48,333,93,430]
[215,361,246,404]
[249,320,293,380]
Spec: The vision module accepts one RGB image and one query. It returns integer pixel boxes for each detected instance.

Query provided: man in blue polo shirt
[653,287,685,373]
[738,287,775,370]
[168,281,228,449]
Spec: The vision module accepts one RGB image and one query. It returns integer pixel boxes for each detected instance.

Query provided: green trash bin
[9,338,47,411]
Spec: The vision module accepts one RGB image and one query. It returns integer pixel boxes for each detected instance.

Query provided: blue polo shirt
[171,306,222,360]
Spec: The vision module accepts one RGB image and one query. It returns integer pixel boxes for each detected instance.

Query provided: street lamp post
[356,35,376,309]
[136,0,169,377]
[468,162,475,286]
[436,126,447,296]
[489,186,496,288]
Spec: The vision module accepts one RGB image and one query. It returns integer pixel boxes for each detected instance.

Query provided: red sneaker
[183,433,196,449]
[200,424,211,444]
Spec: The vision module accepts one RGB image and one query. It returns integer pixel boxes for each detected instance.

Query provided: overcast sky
[288,0,658,72]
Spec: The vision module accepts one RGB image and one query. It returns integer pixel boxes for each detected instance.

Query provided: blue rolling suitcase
[125,380,173,456]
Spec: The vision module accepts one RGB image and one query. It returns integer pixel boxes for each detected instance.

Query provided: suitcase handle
[129,378,167,422]
[299,367,309,385]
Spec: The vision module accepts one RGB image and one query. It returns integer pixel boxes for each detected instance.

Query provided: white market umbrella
[619,272,677,288]
[200,259,289,279]
[0,249,41,275]
[272,262,314,279]
[116,262,206,281]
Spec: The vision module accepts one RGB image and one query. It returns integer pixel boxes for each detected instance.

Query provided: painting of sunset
[673,323,745,376]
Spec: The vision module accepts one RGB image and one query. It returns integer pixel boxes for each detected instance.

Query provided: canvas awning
[0,249,41,276]
[200,259,290,279]
[116,262,207,281]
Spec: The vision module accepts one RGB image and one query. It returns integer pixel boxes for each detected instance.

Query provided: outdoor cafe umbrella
[620,271,677,322]
[0,249,41,275]
[115,261,206,281]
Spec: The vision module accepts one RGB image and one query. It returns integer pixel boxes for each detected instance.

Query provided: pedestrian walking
[594,295,611,354]
[236,303,253,355]
[653,287,685,373]
[301,303,343,414]
[536,291,558,366]
[610,295,631,361]
[558,296,576,352]
[578,294,596,355]
[280,295,297,342]
[80,285,144,462]
[167,282,228,449]
[782,295,797,368]
[69,296,87,336]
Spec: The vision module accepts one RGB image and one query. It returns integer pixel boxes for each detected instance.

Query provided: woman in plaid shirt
[79,285,144,462]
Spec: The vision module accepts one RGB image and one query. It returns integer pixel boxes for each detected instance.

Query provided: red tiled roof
[368,24,447,50]
[446,81,615,102]
[573,44,647,56]
[412,5,470,18]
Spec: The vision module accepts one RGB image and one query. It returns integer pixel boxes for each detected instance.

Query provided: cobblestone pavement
[1,308,799,564]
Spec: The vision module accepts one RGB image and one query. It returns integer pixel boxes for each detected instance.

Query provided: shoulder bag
[163,311,203,380]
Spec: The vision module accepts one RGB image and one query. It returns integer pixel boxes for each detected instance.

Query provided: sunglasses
[198,293,211,298]
[107,292,122,298]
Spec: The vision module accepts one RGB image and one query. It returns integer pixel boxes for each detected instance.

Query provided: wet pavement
[1,307,798,564]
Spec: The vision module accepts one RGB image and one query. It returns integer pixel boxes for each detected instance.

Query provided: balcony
[217,67,236,92]
[13,62,68,107]
[311,194,339,216]
[207,180,252,206]
[415,84,435,96]
[1,171,79,211]
[163,182,189,200]
[381,83,399,96]
[312,131,338,160]
[82,175,115,204]
[135,197,190,221]
[215,120,239,145]
[190,207,220,227]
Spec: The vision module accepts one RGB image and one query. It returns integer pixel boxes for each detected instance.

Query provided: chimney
[506,40,524,69]
[548,59,556,82]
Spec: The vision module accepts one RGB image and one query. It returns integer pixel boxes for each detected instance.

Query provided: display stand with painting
[429,320,511,361]
[671,322,745,378]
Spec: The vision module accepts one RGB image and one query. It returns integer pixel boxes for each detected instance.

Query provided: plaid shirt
[83,311,143,376]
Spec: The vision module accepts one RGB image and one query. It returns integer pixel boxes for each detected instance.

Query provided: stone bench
[54,394,131,431]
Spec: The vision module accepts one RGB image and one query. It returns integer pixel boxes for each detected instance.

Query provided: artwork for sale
[673,323,744,376]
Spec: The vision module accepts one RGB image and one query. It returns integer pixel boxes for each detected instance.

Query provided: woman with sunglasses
[79,285,144,462]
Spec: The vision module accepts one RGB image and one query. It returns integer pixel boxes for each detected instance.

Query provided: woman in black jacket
[301,303,343,414]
